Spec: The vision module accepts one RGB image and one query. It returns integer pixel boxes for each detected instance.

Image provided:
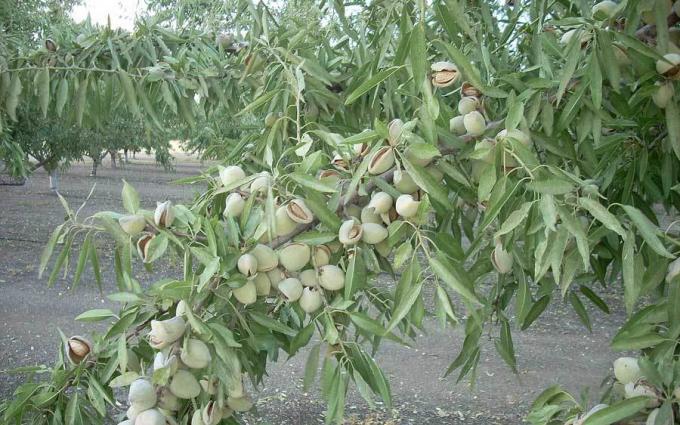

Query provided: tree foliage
[3,1,680,424]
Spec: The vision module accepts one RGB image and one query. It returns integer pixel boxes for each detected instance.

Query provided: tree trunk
[124,149,129,163]
[48,169,59,192]
[90,159,98,176]
[110,150,117,169]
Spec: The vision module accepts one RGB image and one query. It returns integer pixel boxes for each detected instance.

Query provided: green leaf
[495,319,517,373]
[402,157,449,206]
[47,233,72,287]
[504,90,525,130]
[384,277,423,334]
[249,311,297,336]
[121,180,140,213]
[65,392,80,425]
[75,75,88,125]
[556,34,582,106]
[56,78,68,117]
[516,274,531,325]
[433,39,507,98]
[578,198,626,238]
[622,230,638,315]
[6,73,22,121]
[611,330,665,351]
[494,201,532,238]
[145,232,169,263]
[36,67,50,118]
[622,205,673,258]
[345,66,403,105]
[580,286,610,314]
[107,292,143,303]
[436,285,458,323]
[303,344,321,391]
[39,224,63,278]
[75,309,115,322]
[589,53,602,110]
[290,323,315,356]
[344,249,366,299]
[304,190,341,232]
[558,205,590,270]
[429,253,481,306]
[118,71,139,116]
[410,24,427,89]
[526,179,574,195]
[290,172,337,193]
[109,371,139,388]
[208,323,242,348]
[117,333,127,373]
[582,396,650,425]
[294,231,337,245]
[160,81,177,114]
[72,233,92,290]
[569,292,591,332]
[350,312,405,345]
[236,89,281,117]
[521,295,550,330]
[666,98,680,161]
[197,257,219,292]
[393,241,413,269]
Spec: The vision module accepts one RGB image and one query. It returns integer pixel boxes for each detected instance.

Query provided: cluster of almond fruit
[107,56,547,423]
[118,301,252,425]
[556,0,680,110]
[218,164,349,312]
[117,200,175,263]
[566,356,675,425]
[67,308,250,424]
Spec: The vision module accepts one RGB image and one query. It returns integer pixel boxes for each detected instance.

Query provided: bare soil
[0,158,631,424]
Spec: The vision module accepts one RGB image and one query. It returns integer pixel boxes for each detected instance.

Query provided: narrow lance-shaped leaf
[345,66,403,105]
[121,180,140,213]
[429,253,481,306]
[290,172,337,193]
[665,97,680,161]
[75,75,88,125]
[622,230,638,315]
[39,224,63,278]
[621,205,674,258]
[582,396,651,425]
[344,249,366,299]
[410,23,427,90]
[578,197,626,238]
[56,78,68,117]
[118,70,139,116]
[6,73,22,121]
[36,67,50,118]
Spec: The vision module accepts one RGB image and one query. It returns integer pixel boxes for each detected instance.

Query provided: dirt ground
[0,156,632,424]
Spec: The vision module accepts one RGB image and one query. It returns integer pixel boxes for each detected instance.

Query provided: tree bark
[109,150,117,169]
[90,158,98,176]
[48,169,59,192]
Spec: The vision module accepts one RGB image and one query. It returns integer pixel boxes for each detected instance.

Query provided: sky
[71,0,144,30]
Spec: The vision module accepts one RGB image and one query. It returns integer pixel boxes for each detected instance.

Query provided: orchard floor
[0,157,631,424]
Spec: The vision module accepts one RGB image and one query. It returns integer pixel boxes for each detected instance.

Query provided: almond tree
[3,1,680,425]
